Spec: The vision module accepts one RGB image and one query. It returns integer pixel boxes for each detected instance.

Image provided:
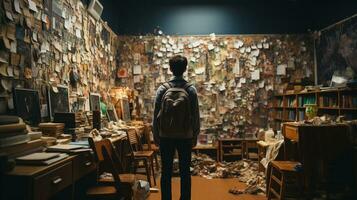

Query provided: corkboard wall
[116,34,314,136]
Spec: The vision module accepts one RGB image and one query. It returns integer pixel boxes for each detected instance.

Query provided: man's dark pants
[159,138,192,200]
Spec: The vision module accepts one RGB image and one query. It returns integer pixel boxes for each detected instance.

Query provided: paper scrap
[277,64,287,75]
[133,65,142,75]
[28,0,38,12]
[234,40,244,49]
[251,69,260,80]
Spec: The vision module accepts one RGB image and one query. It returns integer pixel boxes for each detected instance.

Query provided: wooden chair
[125,128,156,187]
[88,138,147,186]
[267,161,303,200]
[86,141,132,200]
[142,124,160,170]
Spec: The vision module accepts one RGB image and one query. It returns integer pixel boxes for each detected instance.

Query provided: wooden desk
[282,122,353,197]
[192,144,219,160]
[2,152,96,200]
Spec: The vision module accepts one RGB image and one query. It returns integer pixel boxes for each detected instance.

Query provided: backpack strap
[162,82,172,90]
[181,82,192,91]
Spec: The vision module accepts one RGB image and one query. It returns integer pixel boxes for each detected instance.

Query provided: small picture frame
[89,93,101,111]
[120,98,131,121]
[106,109,119,122]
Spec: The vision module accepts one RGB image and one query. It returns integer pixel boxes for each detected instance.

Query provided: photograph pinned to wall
[47,85,70,120]
[89,93,101,111]
[120,97,131,121]
[13,88,41,126]
[106,109,119,122]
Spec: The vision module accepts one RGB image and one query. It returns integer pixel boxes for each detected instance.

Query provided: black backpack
[157,82,193,138]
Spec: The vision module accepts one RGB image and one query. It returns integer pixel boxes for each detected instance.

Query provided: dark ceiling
[99,0,357,35]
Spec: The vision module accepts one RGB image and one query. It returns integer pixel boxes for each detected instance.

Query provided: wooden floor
[148,176,267,200]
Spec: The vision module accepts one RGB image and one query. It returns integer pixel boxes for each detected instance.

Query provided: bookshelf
[271,88,357,131]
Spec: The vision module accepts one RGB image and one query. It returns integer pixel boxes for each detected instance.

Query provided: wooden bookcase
[271,88,357,131]
[218,138,258,162]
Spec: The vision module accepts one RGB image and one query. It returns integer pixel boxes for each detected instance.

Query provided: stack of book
[0,116,29,148]
[39,123,65,137]
[16,152,68,165]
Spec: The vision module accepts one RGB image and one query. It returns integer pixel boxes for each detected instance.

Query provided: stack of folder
[16,152,69,165]
[39,123,65,137]
[0,116,29,148]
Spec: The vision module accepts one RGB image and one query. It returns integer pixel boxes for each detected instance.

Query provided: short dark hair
[169,55,187,76]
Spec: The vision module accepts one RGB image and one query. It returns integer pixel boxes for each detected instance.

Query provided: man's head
[169,55,187,76]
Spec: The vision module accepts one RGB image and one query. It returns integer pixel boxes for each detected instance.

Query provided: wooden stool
[268,161,302,200]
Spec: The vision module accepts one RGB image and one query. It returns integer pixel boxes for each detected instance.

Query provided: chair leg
[154,153,159,171]
[280,172,285,200]
[144,159,152,187]
[150,156,157,186]
[268,166,274,200]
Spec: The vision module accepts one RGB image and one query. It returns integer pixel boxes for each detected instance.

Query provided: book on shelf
[341,95,357,108]
[287,97,297,107]
[288,110,296,121]
[298,111,305,121]
[301,96,316,107]
[319,96,338,108]
[276,98,283,107]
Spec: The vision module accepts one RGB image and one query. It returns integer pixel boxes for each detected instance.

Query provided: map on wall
[316,15,357,85]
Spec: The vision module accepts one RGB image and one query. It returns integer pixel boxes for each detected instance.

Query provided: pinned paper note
[233,60,240,75]
[259,80,265,88]
[195,67,205,75]
[133,75,141,83]
[234,40,244,49]
[14,0,22,14]
[263,43,269,49]
[28,0,38,12]
[133,65,142,75]
[251,69,260,80]
[251,49,260,57]
[208,43,214,51]
[277,64,287,75]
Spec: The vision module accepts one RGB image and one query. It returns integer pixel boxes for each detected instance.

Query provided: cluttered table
[0,119,148,200]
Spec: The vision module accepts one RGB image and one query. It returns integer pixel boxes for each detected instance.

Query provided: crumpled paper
[190,153,266,195]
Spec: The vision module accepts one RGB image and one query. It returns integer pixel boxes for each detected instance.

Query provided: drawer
[34,161,73,200]
[73,152,96,181]
[284,125,299,142]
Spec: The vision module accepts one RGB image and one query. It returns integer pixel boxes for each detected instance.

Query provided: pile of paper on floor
[191,153,266,195]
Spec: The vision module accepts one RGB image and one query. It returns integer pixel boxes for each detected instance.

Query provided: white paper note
[28,0,38,12]
[277,64,287,75]
[251,69,260,80]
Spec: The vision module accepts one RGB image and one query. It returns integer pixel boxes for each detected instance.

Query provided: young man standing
[153,55,200,200]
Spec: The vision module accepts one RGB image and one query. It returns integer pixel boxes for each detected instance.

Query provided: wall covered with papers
[0,0,118,115]
[116,34,314,137]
